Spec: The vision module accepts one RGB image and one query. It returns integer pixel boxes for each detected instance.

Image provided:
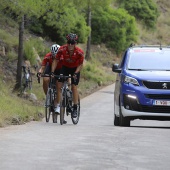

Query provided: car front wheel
[114,114,119,126]
[119,105,130,127]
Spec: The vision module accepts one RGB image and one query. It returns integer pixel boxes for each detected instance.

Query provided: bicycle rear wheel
[45,88,52,122]
[71,96,80,125]
[60,92,66,125]
[20,74,27,95]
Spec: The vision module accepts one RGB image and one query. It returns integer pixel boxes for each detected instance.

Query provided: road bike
[59,75,80,125]
[37,74,80,125]
[37,74,58,123]
[21,65,32,94]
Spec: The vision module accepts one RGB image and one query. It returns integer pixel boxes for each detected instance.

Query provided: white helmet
[51,44,60,56]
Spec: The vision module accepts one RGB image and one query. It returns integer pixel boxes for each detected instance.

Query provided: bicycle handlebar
[37,74,72,83]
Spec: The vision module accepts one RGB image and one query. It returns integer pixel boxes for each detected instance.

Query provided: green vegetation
[92,7,138,54]
[0,0,138,55]
[116,0,159,28]
[0,78,43,127]
[24,38,49,65]
[0,29,18,50]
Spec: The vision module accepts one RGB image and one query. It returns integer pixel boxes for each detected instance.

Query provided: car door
[114,50,128,116]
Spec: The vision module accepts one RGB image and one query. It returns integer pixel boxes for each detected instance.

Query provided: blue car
[112,45,170,127]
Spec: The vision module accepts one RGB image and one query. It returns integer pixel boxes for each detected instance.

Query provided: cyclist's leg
[53,69,62,113]
[55,80,62,105]
[68,67,80,118]
[56,67,68,124]
[71,75,81,122]
[43,77,50,95]
[70,68,80,105]
[43,65,51,95]
[61,66,80,105]
[72,84,79,105]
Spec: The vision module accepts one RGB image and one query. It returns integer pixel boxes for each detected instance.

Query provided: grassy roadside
[0,77,44,127]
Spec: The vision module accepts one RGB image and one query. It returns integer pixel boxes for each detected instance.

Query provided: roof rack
[129,44,170,48]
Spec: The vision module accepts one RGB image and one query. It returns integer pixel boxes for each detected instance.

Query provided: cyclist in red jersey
[51,33,84,118]
[38,44,67,124]
[38,44,61,95]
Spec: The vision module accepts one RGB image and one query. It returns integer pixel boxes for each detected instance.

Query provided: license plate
[153,100,170,106]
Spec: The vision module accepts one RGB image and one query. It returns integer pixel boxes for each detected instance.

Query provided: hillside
[137,0,170,45]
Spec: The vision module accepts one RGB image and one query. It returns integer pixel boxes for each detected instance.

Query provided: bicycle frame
[59,75,80,125]
[21,66,32,94]
[38,74,57,122]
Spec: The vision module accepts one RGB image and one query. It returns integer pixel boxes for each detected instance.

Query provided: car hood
[126,70,170,81]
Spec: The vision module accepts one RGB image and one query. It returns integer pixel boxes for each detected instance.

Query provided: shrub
[117,0,159,28]
[92,7,138,55]
[24,38,48,65]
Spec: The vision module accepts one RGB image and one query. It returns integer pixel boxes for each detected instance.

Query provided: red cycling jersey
[55,44,84,68]
[41,52,62,70]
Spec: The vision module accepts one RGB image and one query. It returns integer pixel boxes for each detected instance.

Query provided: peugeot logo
[162,83,167,89]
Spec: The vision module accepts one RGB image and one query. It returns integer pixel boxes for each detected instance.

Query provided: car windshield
[127,49,170,70]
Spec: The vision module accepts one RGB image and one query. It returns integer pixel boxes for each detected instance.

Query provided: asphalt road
[0,84,170,170]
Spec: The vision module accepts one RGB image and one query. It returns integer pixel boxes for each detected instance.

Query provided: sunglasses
[67,41,76,45]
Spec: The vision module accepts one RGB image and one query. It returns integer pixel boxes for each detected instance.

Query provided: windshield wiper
[128,69,148,71]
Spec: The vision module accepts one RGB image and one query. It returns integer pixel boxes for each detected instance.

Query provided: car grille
[141,105,170,113]
[123,94,170,113]
[145,94,170,99]
[143,81,170,89]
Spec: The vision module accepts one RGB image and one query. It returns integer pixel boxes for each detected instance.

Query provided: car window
[119,50,128,68]
[127,49,170,70]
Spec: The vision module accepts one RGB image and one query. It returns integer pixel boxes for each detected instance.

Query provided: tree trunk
[85,5,91,61]
[14,15,24,91]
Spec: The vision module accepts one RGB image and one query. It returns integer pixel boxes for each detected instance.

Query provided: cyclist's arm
[39,56,48,74]
[38,66,46,73]
[75,63,83,73]
[75,51,84,73]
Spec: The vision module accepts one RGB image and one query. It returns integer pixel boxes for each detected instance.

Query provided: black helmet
[66,33,78,44]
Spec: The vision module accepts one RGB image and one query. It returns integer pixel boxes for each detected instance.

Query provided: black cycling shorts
[44,65,61,80]
[59,65,80,85]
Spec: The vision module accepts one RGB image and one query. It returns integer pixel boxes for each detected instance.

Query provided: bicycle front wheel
[60,92,66,125]
[45,88,52,122]
[71,96,80,125]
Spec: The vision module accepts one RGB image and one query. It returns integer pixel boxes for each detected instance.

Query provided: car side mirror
[112,64,121,73]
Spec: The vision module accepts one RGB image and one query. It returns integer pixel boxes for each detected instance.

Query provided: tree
[0,0,53,90]
[39,3,89,44]
[17,15,25,90]
[92,7,138,55]
[72,0,112,60]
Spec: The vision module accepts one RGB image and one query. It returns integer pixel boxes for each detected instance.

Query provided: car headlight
[124,75,139,86]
